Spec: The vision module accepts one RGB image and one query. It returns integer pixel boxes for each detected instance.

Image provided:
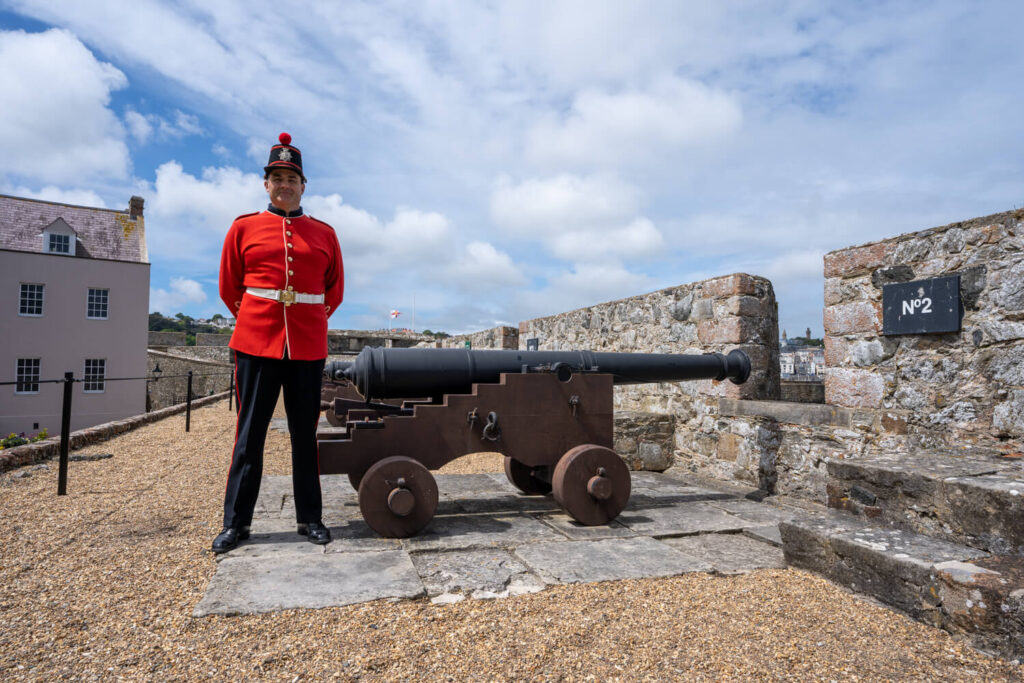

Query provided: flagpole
[412,295,416,334]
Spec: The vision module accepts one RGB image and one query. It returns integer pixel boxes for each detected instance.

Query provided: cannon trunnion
[318,347,751,538]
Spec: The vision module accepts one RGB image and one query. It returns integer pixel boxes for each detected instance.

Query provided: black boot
[212,526,250,553]
[297,521,331,545]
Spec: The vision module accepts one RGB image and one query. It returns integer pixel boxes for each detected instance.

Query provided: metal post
[186,370,193,432]
[57,371,73,496]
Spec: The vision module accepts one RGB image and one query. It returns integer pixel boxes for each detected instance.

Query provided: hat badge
[278,148,293,162]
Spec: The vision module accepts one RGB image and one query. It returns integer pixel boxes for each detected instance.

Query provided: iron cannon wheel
[503,457,553,495]
[552,444,631,526]
[357,456,438,538]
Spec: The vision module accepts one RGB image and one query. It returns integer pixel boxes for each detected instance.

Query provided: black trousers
[223,351,325,529]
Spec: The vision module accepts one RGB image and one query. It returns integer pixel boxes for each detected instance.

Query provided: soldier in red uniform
[213,133,344,553]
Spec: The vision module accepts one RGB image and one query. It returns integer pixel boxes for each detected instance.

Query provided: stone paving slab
[709,499,804,525]
[194,551,424,616]
[531,512,636,540]
[661,533,785,574]
[617,502,751,537]
[514,537,712,584]
[743,525,783,547]
[401,513,564,552]
[199,472,809,614]
[410,549,546,604]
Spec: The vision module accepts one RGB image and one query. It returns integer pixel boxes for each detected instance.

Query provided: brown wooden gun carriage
[317,347,750,538]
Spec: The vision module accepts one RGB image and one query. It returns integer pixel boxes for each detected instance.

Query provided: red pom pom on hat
[278,132,292,146]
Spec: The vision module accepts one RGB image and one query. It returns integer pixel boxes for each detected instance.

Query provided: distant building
[780,333,824,381]
[0,194,150,436]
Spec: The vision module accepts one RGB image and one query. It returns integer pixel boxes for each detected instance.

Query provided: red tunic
[219,209,344,360]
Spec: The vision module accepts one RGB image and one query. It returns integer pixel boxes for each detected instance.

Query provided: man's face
[265,169,304,212]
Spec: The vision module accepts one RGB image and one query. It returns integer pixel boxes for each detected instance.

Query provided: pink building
[1,194,150,436]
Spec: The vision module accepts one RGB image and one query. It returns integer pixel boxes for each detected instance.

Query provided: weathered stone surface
[823,301,881,335]
[661,532,785,573]
[993,390,1024,438]
[826,452,1024,555]
[614,412,675,471]
[819,211,1024,454]
[709,499,805,526]
[703,273,757,297]
[194,551,425,616]
[401,513,564,552]
[514,537,711,583]
[320,519,405,553]
[824,242,890,278]
[718,398,852,427]
[410,549,545,603]
[532,513,636,540]
[825,368,885,408]
[779,512,1024,658]
[933,555,1024,660]
[218,519,329,560]
[995,260,1024,311]
[743,525,783,547]
[870,265,915,288]
[617,502,749,536]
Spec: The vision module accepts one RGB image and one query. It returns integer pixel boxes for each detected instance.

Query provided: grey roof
[0,194,147,263]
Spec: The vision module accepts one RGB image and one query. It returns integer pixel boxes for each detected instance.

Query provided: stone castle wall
[517,273,781,483]
[162,345,233,364]
[195,333,231,346]
[780,380,825,404]
[440,326,519,350]
[148,331,185,347]
[146,350,232,411]
[823,209,1024,451]
[327,330,431,354]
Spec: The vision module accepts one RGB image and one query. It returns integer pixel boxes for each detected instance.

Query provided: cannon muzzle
[325,347,750,401]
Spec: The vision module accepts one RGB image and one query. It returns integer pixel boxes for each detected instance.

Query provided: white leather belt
[246,287,324,305]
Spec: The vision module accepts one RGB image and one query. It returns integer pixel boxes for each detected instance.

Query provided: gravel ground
[0,399,1021,682]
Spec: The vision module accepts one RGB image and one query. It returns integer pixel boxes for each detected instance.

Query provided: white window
[19,283,44,316]
[16,358,41,394]
[87,288,109,319]
[84,359,106,393]
[48,233,71,254]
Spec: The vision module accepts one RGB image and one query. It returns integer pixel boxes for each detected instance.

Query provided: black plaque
[882,275,961,335]
[526,337,539,351]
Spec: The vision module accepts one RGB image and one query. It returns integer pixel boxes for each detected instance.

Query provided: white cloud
[145,161,265,262]
[0,28,129,183]
[491,174,664,262]
[4,185,107,208]
[150,276,207,314]
[442,241,527,291]
[527,76,742,168]
[513,262,657,321]
[124,110,154,144]
[125,108,203,144]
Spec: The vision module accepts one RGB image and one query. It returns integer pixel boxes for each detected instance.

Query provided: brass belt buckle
[279,290,296,306]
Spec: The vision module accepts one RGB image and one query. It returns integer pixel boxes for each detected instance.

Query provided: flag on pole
[390,310,401,318]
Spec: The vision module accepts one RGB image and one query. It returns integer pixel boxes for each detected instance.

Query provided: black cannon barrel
[326,347,750,401]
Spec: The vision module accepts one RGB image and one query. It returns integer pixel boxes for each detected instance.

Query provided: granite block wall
[517,273,780,484]
[823,209,1024,450]
[145,351,232,411]
[147,331,185,347]
[440,326,519,350]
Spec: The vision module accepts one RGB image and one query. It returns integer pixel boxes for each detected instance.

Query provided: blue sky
[1,1,1022,337]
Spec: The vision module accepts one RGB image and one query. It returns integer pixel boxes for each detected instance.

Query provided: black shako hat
[264,132,305,181]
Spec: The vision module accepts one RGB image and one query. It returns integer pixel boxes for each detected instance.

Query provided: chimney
[129,195,145,220]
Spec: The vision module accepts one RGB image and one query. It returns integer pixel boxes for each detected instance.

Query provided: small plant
[1,433,29,449]
[31,428,49,442]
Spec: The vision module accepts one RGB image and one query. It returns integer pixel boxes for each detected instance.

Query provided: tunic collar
[266,203,304,217]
